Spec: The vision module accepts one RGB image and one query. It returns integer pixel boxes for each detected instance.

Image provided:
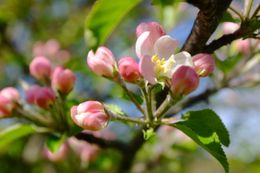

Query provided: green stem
[155,94,175,118]
[228,6,244,21]
[251,3,260,18]
[117,78,145,114]
[105,108,146,125]
[141,86,153,122]
[245,0,254,18]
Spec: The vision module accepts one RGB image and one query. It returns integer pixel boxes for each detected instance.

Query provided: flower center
[151,55,176,78]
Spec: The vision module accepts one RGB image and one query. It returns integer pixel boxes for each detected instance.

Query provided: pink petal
[139,55,156,84]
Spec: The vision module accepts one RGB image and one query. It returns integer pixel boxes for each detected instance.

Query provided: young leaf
[0,124,36,149]
[46,134,66,153]
[214,54,242,74]
[171,109,230,173]
[85,0,141,49]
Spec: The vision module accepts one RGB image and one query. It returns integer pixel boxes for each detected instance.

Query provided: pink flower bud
[87,47,116,78]
[236,39,250,54]
[0,87,20,102]
[70,101,109,131]
[0,94,14,118]
[44,143,68,162]
[135,22,166,58]
[118,57,141,82]
[223,22,239,34]
[52,66,76,94]
[171,66,199,96]
[192,53,215,77]
[29,56,52,81]
[26,86,55,109]
[136,22,165,38]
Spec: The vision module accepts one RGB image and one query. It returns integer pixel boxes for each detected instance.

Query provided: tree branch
[75,132,128,152]
[182,0,232,55]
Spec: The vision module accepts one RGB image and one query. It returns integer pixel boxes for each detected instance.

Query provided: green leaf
[46,134,66,153]
[142,128,156,140]
[171,109,230,173]
[151,0,182,6]
[85,0,141,49]
[214,54,242,74]
[105,104,125,116]
[0,124,36,149]
[220,11,240,23]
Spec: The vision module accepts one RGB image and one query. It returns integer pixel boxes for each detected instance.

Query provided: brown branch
[182,0,232,55]
[167,88,218,117]
[75,132,128,152]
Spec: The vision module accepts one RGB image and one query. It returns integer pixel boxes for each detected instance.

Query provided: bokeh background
[0,0,259,172]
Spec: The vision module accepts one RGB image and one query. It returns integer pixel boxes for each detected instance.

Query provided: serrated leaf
[85,0,141,50]
[0,124,36,149]
[171,109,230,173]
[46,134,66,153]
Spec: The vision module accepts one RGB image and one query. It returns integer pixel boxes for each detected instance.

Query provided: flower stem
[105,108,146,125]
[228,6,244,21]
[245,0,254,18]
[117,77,145,114]
[141,86,154,122]
[155,94,178,118]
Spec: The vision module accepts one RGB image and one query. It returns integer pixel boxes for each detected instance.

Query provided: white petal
[139,55,156,84]
[174,51,194,67]
[154,35,178,59]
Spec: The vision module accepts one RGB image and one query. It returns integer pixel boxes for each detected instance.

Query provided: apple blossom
[52,66,76,94]
[29,56,52,81]
[171,66,199,96]
[192,53,215,77]
[70,101,109,131]
[26,86,55,109]
[136,22,194,84]
[118,57,141,82]
[87,46,116,78]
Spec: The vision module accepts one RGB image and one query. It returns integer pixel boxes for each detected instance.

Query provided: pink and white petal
[135,32,155,58]
[139,55,156,84]
[154,35,178,59]
[174,51,194,67]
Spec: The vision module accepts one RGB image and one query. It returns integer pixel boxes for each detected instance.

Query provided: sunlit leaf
[171,109,230,173]
[85,0,141,49]
[0,124,36,149]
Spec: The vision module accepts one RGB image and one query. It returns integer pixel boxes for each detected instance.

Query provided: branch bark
[182,0,232,55]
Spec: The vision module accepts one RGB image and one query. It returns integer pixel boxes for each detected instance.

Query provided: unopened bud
[29,56,52,81]
[26,86,55,109]
[118,57,141,82]
[171,66,199,96]
[70,101,109,131]
[87,47,116,78]
[52,66,76,94]
[192,53,215,77]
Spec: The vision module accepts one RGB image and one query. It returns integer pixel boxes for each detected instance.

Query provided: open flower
[136,22,193,84]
